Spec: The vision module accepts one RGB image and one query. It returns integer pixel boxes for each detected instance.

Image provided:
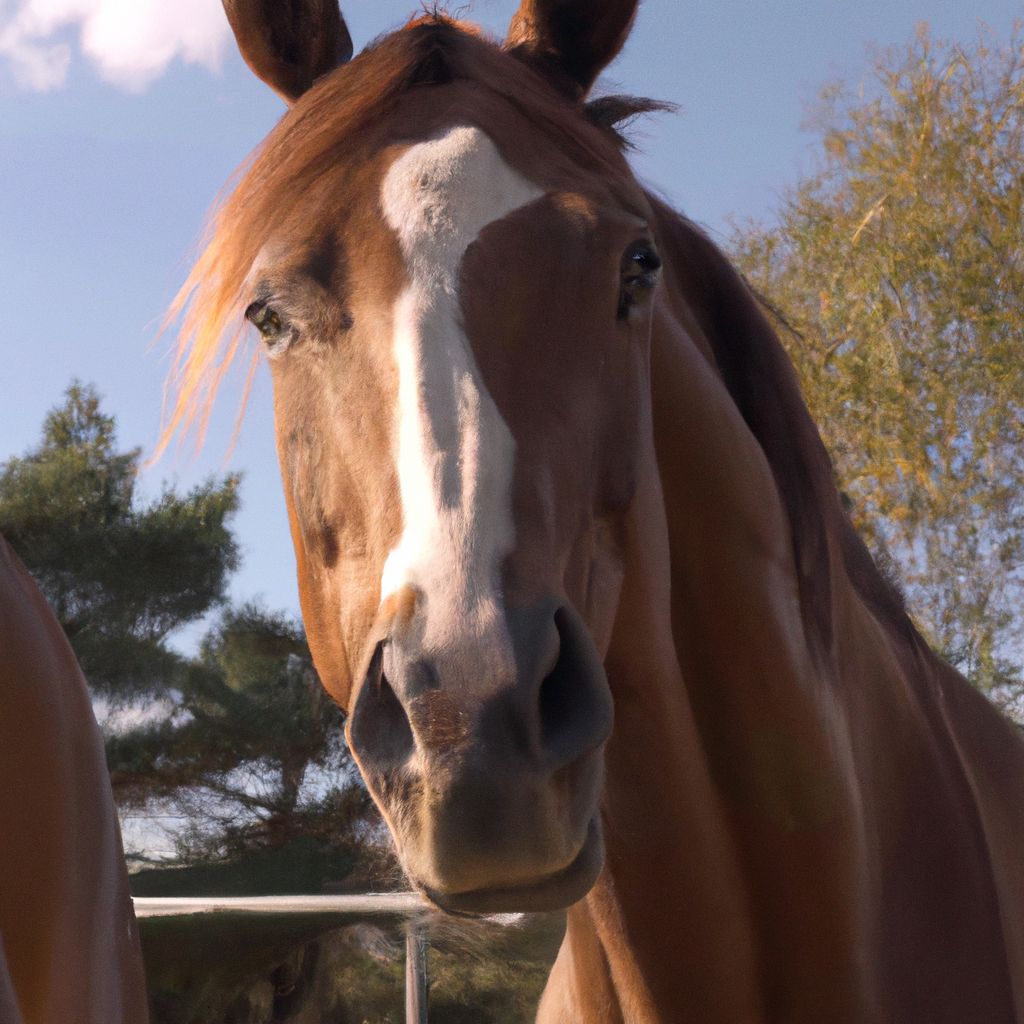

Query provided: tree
[108,603,391,894]
[109,603,357,858]
[0,382,240,697]
[728,24,1024,698]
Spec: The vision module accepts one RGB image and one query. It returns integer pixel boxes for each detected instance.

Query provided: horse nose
[348,599,613,774]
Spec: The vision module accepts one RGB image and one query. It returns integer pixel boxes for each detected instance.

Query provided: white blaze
[379,126,542,656]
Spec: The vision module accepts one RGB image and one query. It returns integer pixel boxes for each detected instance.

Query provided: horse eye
[245,300,290,349]
[621,243,661,284]
[618,242,662,319]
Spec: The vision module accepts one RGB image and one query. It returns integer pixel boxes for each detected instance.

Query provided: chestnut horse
[164,1,1024,1020]
[0,536,148,1024]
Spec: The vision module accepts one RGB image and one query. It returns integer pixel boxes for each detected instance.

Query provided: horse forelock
[157,15,646,459]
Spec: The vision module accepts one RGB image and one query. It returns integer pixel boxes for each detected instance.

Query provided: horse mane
[157,16,648,457]
[647,195,922,665]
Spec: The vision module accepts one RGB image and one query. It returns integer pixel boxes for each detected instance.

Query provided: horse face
[254,112,655,913]
[255,105,659,911]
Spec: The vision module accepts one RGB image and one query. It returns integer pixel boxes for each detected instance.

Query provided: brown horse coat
[0,536,148,1024]
[168,3,1024,1020]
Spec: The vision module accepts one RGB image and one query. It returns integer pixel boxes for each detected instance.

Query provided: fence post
[405,920,428,1024]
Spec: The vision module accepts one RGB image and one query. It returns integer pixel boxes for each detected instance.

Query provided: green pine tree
[110,603,393,894]
[0,381,240,698]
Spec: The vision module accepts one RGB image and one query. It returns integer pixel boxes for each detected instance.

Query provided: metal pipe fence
[133,894,432,1024]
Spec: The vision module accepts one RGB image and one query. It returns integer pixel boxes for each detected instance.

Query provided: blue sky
[1,0,1020,649]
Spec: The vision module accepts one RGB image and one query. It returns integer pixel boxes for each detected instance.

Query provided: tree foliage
[728,24,1024,694]
[0,382,240,697]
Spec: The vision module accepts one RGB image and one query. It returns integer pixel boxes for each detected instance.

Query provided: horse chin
[416,817,605,916]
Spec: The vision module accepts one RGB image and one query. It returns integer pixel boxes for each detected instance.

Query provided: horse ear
[222,0,353,105]
[505,0,639,98]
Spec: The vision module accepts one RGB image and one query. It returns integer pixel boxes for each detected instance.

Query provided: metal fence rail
[133,894,432,1023]
[132,893,427,918]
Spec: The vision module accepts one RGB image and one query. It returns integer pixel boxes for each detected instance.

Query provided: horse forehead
[379,125,544,273]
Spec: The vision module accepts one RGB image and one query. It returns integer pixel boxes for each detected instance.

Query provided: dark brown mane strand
[742,279,917,624]
[583,95,676,150]
[648,196,920,664]
[401,14,486,87]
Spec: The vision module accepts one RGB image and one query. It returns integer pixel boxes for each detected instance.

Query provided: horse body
[168,2,1024,1019]
[0,536,148,1024]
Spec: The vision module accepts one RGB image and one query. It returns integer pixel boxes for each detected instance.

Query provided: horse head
[167,4,1024,1020]
[184,0,655,914]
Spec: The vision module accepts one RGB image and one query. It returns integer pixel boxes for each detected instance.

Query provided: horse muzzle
[347,597,613,913]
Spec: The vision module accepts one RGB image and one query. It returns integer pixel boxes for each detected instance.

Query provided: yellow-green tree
[729,24,1024,696]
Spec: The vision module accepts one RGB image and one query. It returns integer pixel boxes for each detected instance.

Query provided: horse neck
[581,398,767,1023]
[562,205,1024,1024]
[560,282,879,1023]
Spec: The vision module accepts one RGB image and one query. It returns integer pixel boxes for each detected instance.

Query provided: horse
[0,535,149,1024]
[161,1,1024,1020]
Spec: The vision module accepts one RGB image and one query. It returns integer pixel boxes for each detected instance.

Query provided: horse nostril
[536,606,613,768]
[349,641,415,768]
[538,635,575,751]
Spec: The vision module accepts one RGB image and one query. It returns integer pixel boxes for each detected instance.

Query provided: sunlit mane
[156,15,650,458]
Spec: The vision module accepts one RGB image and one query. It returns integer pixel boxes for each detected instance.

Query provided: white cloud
[0,0,231,91]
